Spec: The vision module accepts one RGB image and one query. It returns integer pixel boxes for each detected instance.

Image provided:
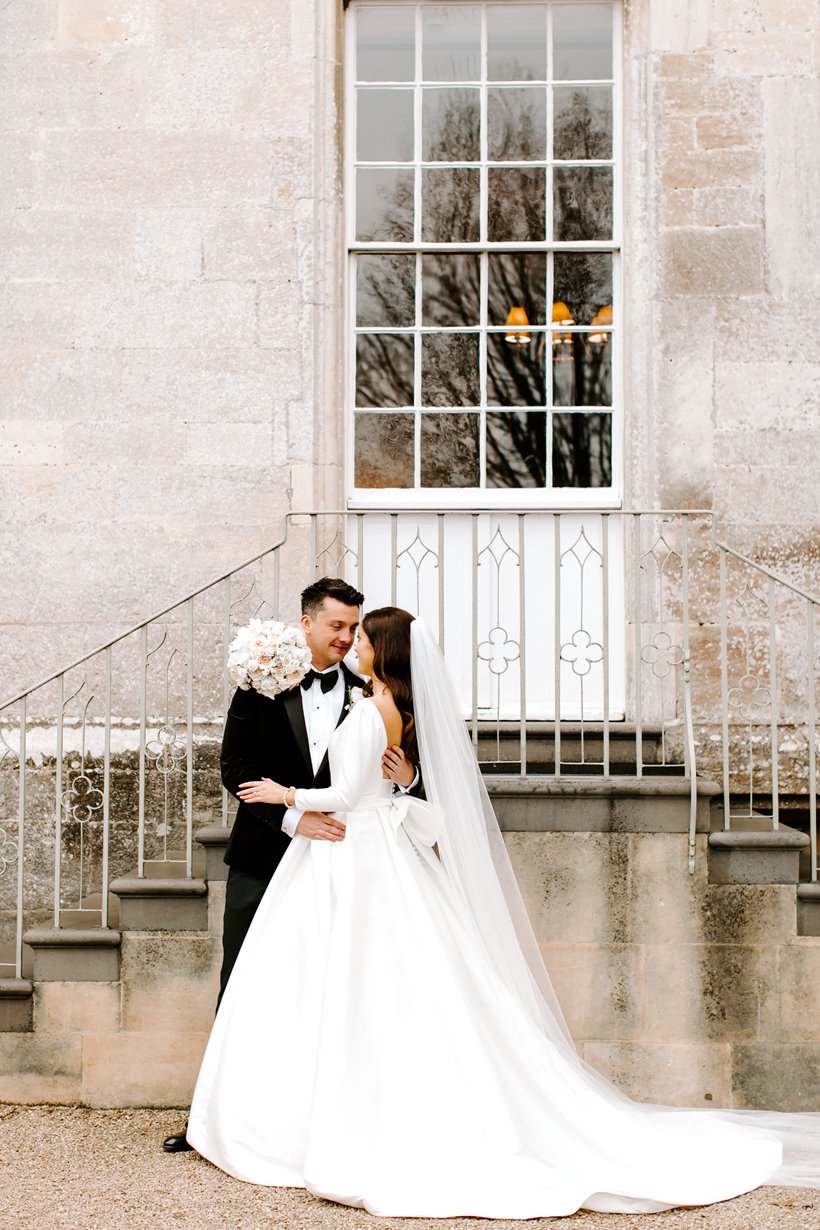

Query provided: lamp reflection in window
[588,304,612,345]
[552,299,574,357]
[504,305,531,345]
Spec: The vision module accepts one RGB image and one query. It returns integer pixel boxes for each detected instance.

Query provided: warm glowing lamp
[589,304,612,345]
[551,300,574,346]
[504,306,531,345]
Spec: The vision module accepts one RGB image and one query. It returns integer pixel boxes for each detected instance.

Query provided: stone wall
[510,829,820,1111]
[1,0,819,717]
[624,0,820,593]
[0,0,344,700]
[2,831,819,1109]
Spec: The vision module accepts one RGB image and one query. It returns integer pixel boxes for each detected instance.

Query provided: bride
[188,607,819,1217]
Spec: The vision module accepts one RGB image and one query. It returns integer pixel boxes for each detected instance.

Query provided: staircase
[1,508,818,1109]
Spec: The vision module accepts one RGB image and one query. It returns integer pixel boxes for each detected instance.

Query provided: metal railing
[716,539,819,878]
[0,507,817,978]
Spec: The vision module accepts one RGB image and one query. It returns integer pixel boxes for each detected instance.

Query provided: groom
[163,575,417,1153]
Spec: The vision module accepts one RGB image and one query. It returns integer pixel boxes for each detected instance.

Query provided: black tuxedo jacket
[221,662,363,881]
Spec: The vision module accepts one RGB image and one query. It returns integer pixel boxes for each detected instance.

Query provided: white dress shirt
[281,664,345,838]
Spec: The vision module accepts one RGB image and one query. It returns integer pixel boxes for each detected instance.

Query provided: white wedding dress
[187,650,798,1217]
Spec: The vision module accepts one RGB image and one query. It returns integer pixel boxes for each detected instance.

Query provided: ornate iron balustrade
[0,508,817,979]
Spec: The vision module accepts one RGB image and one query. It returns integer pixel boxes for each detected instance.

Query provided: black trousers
[217,865,270,1008]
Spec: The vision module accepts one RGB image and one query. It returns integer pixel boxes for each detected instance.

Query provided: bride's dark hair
[361,607,418,767]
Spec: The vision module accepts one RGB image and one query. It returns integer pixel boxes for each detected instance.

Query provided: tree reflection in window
[351,3,617,492]
[552,413,612,487]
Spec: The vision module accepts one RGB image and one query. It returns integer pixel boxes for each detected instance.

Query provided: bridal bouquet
[228,618,312,699]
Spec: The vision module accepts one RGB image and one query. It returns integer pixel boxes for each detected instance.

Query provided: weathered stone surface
[0,1033,82,1105]
[732,1042,820,1111]
[649,0,710,53]
[32,133,272,209]
[57,0,157,48]
[35,982,121,1035]
[507,832,631,946]
[582,1041,732,1107]
[662,227,765,297]
[763,78,820,299]
[121,932,219,1032]
[775,944,820,1039]
[81,1030,209,1107]
[158,0,290,49]
[644,943,777,1042]
[541,943,645,1042]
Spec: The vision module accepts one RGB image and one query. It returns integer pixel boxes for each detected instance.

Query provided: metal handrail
[715,540,820,607]
[2,505,819,983]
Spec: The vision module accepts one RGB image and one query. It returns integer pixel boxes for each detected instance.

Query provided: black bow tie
[301,668,340,694]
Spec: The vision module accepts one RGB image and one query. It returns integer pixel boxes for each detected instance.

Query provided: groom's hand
[296,811,346,842]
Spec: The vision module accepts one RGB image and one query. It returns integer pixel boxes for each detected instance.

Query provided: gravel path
[0,1106,816,1230]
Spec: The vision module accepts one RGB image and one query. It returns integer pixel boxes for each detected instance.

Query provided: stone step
[797,884,820,937]
[194,824,231,882]
[22,928,121,982]
[109,873,208,931]
[475,723,670,774]
[0,978,33,1032]
[488,775,718,834]
[708,818,810,885]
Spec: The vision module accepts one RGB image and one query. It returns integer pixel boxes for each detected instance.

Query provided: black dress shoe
[163,1125,193,1153]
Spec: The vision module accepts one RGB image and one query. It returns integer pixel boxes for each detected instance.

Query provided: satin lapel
[281,684,311,775]
[313,664,364,785]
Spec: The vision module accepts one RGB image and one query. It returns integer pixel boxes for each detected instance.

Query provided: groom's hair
[301,576,364,618]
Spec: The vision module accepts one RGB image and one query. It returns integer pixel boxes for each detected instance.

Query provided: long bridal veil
[409,618,820,1189]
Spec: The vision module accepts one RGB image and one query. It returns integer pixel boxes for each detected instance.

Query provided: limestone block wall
[625,0,820,594]
[0,0,344,700]
[2,834,819,1109]
[1,0,818,739]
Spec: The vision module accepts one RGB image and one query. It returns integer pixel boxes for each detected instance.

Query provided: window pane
[552,412,612,487]
[422,168,480,241]
[422,254,480,326]
[356,334,414,407]
[487,88,547,161]
[356,168,414,242]
[355,413,415,487]
[422,6,481,81]
[422,88,480,161]
[486,412,547,487]
[488,253,547,326]
[553,167,613,241]
[487,333,545,407]
[487,5,547,81]
[357,254,415,327]
[357,7,414,82]
[553,253,612,327]
[422,333,480,406]
[553,86,612,160]
[552,334,612,406]
[552,4,613,81]
[488,168,546,241]
[357,89,414,162]
[420,413,479,486]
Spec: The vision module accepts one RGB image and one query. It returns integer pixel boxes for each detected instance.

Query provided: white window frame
[344,0,623,511]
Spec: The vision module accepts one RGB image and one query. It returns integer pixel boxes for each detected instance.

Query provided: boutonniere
[345,685,365,713]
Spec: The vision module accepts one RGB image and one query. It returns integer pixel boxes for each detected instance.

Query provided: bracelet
[285,786,296,808]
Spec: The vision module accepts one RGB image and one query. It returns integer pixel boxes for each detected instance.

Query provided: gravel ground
[0,1107,817,1230]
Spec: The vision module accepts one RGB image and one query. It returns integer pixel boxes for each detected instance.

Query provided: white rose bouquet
[227,618,312,699]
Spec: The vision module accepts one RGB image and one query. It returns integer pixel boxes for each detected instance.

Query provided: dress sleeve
[293,701,385,814]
